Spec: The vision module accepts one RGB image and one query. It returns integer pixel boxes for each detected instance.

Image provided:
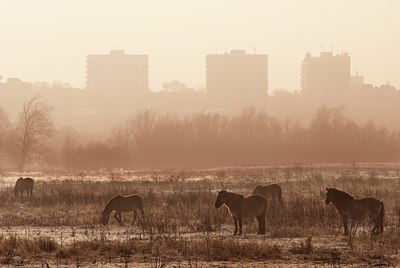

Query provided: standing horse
[215,190,268,235]
[252,184,283,206]
[325,188,384,235]
[14,177,34,197]
[101,194,146,226]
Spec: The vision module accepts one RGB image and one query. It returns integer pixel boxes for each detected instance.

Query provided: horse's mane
[104,195,121,212]
[221,190,244,199]
[328,188,354,200]
[110,195,122,200]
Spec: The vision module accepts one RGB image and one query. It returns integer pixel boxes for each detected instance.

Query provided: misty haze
[0,1,400,267]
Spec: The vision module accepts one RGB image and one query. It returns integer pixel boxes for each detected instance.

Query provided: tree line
[1,98,400,171]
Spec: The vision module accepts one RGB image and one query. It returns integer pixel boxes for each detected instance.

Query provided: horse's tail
[379,202,384,234]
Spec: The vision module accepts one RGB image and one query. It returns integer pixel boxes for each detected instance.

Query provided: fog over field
[1,1,400,171]
[0,1,400,267]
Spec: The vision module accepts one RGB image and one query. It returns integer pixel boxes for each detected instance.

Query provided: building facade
[206,49,268,107]
[301,52,350,94]
[86,50,148,105]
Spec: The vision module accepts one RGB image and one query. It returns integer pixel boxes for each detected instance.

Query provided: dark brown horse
[252,184,283,206]
[215,190,268,235]
[14,177,34,197]
[325,188,384,235]
[101,194,145,226]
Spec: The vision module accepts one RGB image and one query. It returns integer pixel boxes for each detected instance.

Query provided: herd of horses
[13,177,385,236]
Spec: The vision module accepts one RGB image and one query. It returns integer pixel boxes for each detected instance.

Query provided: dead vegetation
[0,165,399,266]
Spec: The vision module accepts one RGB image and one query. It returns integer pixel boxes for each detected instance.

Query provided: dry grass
[0,165,399,266]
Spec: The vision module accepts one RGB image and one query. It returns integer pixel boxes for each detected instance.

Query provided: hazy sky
[1,1,399,91]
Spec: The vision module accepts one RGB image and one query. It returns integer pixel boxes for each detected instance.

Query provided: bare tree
[0,108,11,171]
[129,110,157,155]
[161,80,191,92]
[8,95,54,171]
[0,108,11,151]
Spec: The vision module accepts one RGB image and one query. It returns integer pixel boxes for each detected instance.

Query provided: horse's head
[101,209,110,226]
[14,177,23,196]
[215,190,228,208]
[325,188,334,205]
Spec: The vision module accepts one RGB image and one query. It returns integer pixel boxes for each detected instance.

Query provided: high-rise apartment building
[301,52,350,94]
[86,50,148,104]
[206,50,268,105]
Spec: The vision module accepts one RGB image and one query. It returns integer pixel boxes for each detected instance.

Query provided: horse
[215,190,268,235]
[325,188,384,235]
[101,194,146,226]
[14,177,34,197]
[252,184,283,206]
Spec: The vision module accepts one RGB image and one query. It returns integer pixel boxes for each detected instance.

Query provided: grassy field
[1,164,400,267]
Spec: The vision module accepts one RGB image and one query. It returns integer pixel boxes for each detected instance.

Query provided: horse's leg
[118,212,123,225]
[115,212,123,225]
[379,205,384,234]
[343,216,349,236]
[238,218,243,235]
[133,210,137,224]
[139,208,146,226]
[371,217,378,234]
[113,212,119,223]
[233,217,238,235]
[261,212,266,235]
[375,221,380,235]
[256,215,262,234]
[372,216,381,235]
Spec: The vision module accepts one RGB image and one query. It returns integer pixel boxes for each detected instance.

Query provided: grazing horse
[14,177,34,197]
[215,190,268,235]
[325,188,384,235]
[252,184,283,206]
[101,194,145,226]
